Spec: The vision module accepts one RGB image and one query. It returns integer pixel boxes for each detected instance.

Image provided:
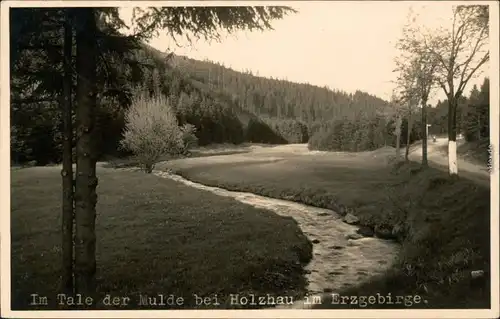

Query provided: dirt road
[408,138,490,187]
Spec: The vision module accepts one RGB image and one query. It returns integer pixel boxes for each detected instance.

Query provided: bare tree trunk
[74,8,98,297]
[448,97,458,176]
[421,99,428,168]
[61,8,74,295]
[395,114,402,161]
[405,109,413,162]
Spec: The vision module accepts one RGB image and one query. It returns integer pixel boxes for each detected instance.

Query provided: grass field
[10,166,313,310]
[168,152,491,309]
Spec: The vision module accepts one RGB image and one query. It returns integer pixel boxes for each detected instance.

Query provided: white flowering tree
[121,88,190,173]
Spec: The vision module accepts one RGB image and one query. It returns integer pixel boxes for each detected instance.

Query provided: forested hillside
[10,30,396,164]
[10,10,489,165]
[168,54,427,152]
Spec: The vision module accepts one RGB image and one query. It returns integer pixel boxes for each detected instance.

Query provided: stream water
[152,170,400,308]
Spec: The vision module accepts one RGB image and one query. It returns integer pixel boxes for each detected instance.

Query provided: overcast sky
[119,1,491,105]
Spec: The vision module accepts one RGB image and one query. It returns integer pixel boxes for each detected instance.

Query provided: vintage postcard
[1,1,499,318]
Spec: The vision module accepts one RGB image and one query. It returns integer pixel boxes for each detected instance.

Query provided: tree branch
[438,80,450,97]
[458,51,489,94]
[11,96,57,105]
[457,25,488,91]
[453,24,470,63]
[422,34,450,74]
[16,43,63,51]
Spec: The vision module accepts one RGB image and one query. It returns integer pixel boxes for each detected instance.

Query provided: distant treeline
[428,78,489,142]
[10,22,490,164]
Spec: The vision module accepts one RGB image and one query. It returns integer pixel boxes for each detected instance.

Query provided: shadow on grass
[10,166,312,310]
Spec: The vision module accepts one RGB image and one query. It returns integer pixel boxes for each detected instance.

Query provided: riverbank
[154,170,399,299]
[170,155,491,309]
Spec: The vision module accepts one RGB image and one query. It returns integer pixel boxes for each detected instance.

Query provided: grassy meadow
[10,166,312,310]
[168,150,491,309]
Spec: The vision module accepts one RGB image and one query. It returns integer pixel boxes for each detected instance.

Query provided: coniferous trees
[464,79,489,144]
[13,39,400,163]
[426,77,489,145]
[11,5,296,298]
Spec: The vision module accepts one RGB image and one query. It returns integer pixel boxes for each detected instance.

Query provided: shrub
[120,89,184,173]
[179,123,198,155]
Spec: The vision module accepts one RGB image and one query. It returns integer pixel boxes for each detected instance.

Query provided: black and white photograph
[1,0,498,317]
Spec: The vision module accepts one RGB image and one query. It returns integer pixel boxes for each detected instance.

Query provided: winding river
[152,170,400,309]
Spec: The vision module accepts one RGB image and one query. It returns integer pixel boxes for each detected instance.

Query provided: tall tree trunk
[61,8,74,295]
[421,98,428,168]
[395,114,402,161]
[74,8,98,297]
[405,108,413,162]
[448,97,458,176]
